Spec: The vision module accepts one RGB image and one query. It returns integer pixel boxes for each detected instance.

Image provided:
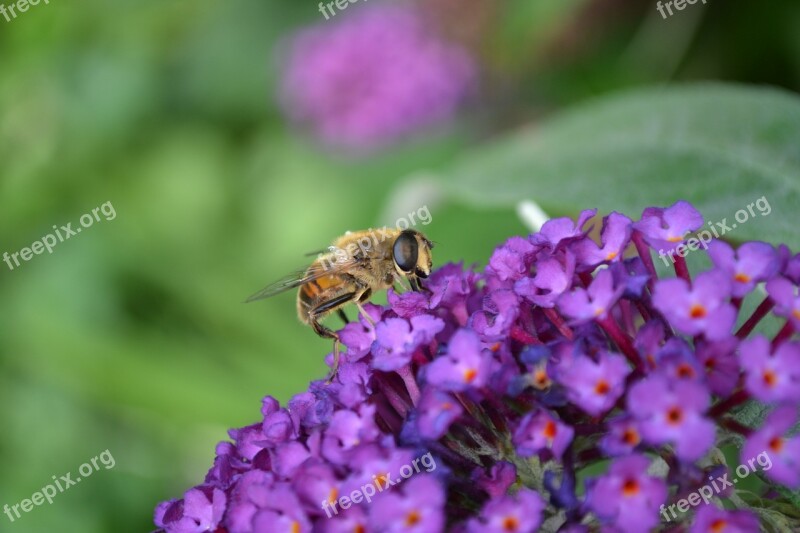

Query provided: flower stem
[735,296,774,339]
[673,255,691,284]
[511,326,539,345]
[772,320,795,349]
[396,364,421,406]
[709,389,749,418]
[543,308,574,340]
[374,373,411,418]
[632,231,658,293]
[597,315,643,372]
[720,418,752,437]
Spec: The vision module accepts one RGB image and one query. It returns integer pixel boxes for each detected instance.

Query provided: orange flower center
[622,478,640,497]
[355,525,366,533]
[689,304,707,319]
[622,428,640,446]
[327,488,338,505]
[734,272,751,283]
[677,363,695,379]
[464,368,478,383]
[763,369,777,388]
[594,379,611,395]
[534,369,551,389]
[291,521,301,533]
[667,406,683,425]
[793,308,800,321]
[542,420,558,440]
[710,518,728,532]
[405,511,421,526]
[769,436,784,453]
[502,516,520,531]
[606,251,618,261]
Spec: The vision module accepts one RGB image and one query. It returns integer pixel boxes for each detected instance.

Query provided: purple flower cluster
[156,201,800,532]
[279,5,476,153]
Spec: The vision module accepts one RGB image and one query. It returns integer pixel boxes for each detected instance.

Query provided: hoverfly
[246,228,433,380]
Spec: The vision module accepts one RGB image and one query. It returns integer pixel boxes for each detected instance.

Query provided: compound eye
[393,231,419,273]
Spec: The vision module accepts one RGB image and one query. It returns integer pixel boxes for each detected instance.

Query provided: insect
[246,228,434,380]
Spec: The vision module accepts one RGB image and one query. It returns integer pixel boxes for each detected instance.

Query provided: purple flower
[600,416,642,457]
[513,410,574,459]
[514,251,576,308]
[338,320,376,362]
[653,270,737,340]
[226,474,311,533]
[532,209,596,250]
[653,336,702,382]
[321,506,368,533]
[557,267,624,323]
[742,405,800,488]
[556,350,631,416]
[280,6,476,152]
[368,475,445,532]
[155,486,226,533]
[708,240,779,297]
[322,405,381,463]
[290,459,338,516]
[689,506,760,533]
[415,387,463,440]
[695,337,740,397]
[425,328,493,391]
[586,455,667,533]
[571,211,632,268]
[739,336,800,403]
[372,315,444,371]
[627,375,715,461]
[766,276,800,328]
[486,236,537,283]
[465,489,544,533]
[156,201,800,533]
[472,462,516,499]
[471,289,520,340]
[632,200,704,252]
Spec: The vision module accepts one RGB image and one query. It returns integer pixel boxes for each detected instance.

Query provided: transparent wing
[245,257,359,303]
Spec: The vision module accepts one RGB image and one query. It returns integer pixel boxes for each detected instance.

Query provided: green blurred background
[1,0,799,531]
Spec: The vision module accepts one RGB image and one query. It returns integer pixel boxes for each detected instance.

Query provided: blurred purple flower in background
[155,200,800,532]
[279,5,476,153]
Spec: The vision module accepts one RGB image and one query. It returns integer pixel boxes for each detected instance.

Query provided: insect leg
[395,277,412,292]
[309,292,357,383]
[354,288,375,327]
[337,309,349,324]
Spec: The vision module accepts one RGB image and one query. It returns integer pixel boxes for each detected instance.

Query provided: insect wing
[245,257,359,302]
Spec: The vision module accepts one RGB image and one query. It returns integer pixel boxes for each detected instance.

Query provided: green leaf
[442,83,800,248]
[774,486,800,519]
[732,400,771,429]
